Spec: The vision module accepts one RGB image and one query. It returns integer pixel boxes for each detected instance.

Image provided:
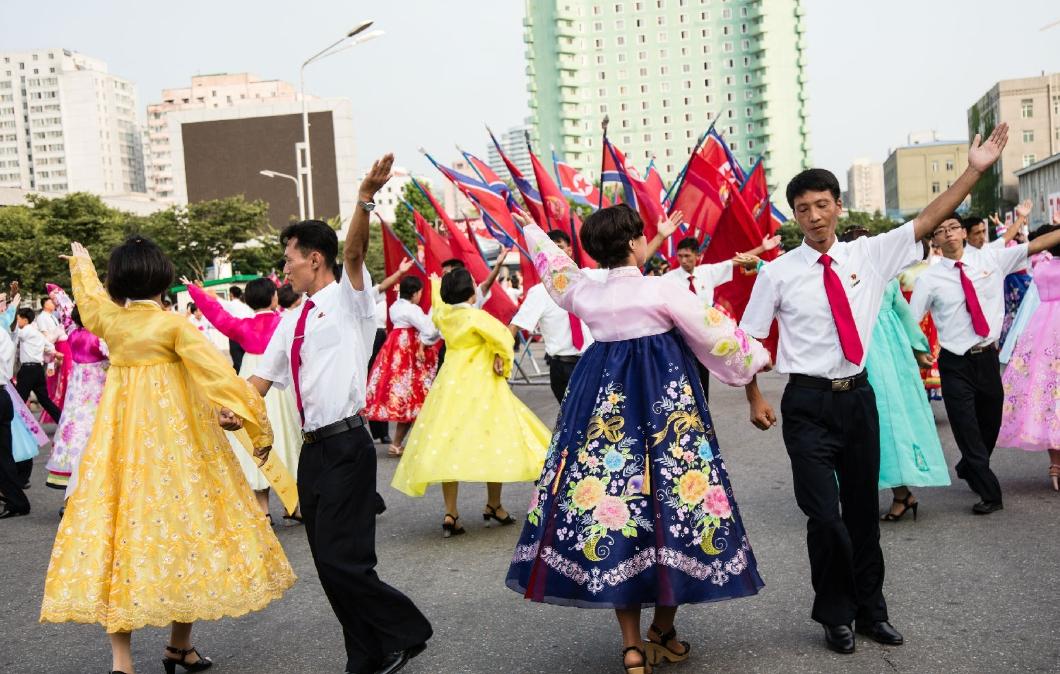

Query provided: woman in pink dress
[998,225,1060,490]
[45,306,108,494]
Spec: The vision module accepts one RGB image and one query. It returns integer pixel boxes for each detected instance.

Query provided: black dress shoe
[374,643,426,674]
[823,624,855,654]
[972,500,1003,515]
[0,508,29,519]
[856,620,904,645]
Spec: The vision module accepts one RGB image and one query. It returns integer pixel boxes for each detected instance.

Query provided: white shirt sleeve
[863,221,919,281]
[338,264,377,320]
[474,286,491,309]
[701,261,734,288]
[255,318,292,389]
[908,277,931,321]
[986,237,1008,250]
[410,306,441,345]
[0,329,14,380]
[510,285,547,332]
[991,242,1030,276]
[739,268,779,339]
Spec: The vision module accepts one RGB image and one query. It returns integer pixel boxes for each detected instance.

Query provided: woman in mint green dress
[841,230,950,521]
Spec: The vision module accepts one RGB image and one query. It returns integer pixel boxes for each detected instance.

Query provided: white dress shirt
[474,285,491,309]
[368,286,388,330]
[741,221,920,379]
[510,283,595,357]
[220,298,256,320]
[663,261,733,306]
[15,323,54,364]
[34,310,62,342]
[257,267,376,431]
[389,298,441,345]
[0,328,14,380]
[909,243,1028,355]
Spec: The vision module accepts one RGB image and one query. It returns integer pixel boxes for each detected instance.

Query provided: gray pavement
[2,366,1059,673]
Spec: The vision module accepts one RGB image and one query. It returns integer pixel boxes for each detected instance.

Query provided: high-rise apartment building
[523,0,809,189]
[146,73,300,201]
[0,49,144,194]
[846,158,885,214]
[487,123,534,179]
[883,140,968,220]
[968,72,1060,205]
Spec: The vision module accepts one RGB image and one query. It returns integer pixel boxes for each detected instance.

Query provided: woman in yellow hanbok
[392,269,550,537]
[40,239,296,674]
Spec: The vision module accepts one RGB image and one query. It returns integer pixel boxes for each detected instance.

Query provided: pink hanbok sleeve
[186,284,253,349]
[523,224,593,314]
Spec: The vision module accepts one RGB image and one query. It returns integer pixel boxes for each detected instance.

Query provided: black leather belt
[548,354,581,364]
[967,343,997,355]
[788,371,868,392]
[302,415,366,444]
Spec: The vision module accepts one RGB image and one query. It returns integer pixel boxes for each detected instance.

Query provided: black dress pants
[298,425,432,672]
[367,328,390,441]
[16,362,61,483]
[0,391,30,513]
[781,378,888,627]
[938,348,1003,504]
[546,355,579,404]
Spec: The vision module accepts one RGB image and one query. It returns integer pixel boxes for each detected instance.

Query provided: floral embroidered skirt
[1000,272,1031,347]
[507,329,763,608]
[364,327,441,424]
[999,296,1060,451]
[46,360,108,491]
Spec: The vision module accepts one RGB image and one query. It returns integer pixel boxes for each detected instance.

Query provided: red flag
[490,130,549,228]
[381,222,430,330]
[555,154,609,209]
[438,214,518,324]
[669,153,731,245]
[529,150,571,233]
[698,134,742,189]
[601,140,662,242]
[415,210,453,278]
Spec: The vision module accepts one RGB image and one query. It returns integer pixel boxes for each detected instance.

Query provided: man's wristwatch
[358,200,376,213]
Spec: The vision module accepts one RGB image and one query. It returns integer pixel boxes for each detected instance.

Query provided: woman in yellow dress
[40,239,296,674]
[392,268,550,537]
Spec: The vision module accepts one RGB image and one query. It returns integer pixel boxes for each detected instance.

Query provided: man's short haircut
[242,278,277,311]
[960,215,984,233]
[399,275,424,300]
[277,283,300,309]
[441,258,465,271]
[676,236,699,253]
[785,169,841,209]
[16,307,34,322]
[547,230,572,247]
[280,220,338,268]
[440,268,475,305]
[106,234,175,302]
[580,204,644,268]
[229,285,243,300]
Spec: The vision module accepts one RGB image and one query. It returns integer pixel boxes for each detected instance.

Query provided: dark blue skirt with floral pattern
[506,329,763,608]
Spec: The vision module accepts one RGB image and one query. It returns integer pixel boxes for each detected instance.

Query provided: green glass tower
[524,0,810,192]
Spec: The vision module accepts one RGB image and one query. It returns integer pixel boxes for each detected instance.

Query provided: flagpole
[665,110,725,209]
[525,130,553,231]
[597,114,609,210]
[552,145,586,266]
[379,217,426,274]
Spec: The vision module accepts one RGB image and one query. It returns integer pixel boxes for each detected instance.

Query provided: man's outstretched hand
[967,123,1008,174]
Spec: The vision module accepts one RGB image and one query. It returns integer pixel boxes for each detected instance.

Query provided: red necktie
[955,261,990,337]
[290,298,315,424]
[688,274,697,294]
[568,313,585,351]
[818,254,864,366]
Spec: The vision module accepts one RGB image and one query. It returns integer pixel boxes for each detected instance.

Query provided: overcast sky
[3,0,1059,190]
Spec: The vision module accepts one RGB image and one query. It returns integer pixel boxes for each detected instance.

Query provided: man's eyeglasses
[932,224,963,237]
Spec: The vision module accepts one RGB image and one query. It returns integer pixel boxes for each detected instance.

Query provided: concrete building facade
[846,158,885,214]
[1014,152,1060,228]
[883,140,968,220]
[0,49,144,195]
[523,0,810,189]
[968,72,1060,205]
[486,123,534,179]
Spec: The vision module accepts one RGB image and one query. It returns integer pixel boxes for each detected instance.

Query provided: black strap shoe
[823,624,855,654]
[972,500,1003,515]
[855,620,904,645]
[374,643,426,674]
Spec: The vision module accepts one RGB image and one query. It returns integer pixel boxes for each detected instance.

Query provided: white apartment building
[146,73,300,200]
[487,123,534,179]
[846,158,885,214]
[0,49,144,194]
[366,167,435,224]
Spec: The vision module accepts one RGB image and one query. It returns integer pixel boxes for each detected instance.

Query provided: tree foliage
[778,210,899,250]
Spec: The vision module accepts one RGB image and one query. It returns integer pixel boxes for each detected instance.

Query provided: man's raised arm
[344,153,395,290]
[912,124,1008,242]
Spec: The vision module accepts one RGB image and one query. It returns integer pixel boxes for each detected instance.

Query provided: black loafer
[856,620,904,645]
[972,500,1003,515]
[374,643,426,674]
[0,508,29,519]
[823,624,855,654]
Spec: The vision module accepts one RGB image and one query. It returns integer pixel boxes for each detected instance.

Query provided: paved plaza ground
[2,365,1058,673]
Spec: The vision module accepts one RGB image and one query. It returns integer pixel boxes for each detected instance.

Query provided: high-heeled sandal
[442,513,465,538]
[483,504,515,526]
[387,444,404,457]
[645,623,690,665]
[1049,464,1060,491]
[621,645,652,674]
[163,645,213,673]
[881,493,918,522]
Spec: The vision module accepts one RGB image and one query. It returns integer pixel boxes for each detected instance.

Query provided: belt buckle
[831,377,852,392]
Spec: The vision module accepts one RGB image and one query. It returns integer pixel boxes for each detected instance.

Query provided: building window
[945,160,954,171]
[616,36,625,46]
[1022,129,1034,143]
[1022,154,1036,167]
[1020,99,1033,118]
[931,182,940,194]
[931,160,939,173]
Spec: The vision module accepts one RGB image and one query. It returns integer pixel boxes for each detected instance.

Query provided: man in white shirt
[509,229,596,402]
[33,297,63,343]
[241,155,432,674]
[740,124,1010,655]
[0,304,30,517]
[910,211,1060,515]
[222,285,255,371]
[14,307,62,487]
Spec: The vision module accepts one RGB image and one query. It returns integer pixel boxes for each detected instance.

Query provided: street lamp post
[299,20,381,220]
[260,167,305,221]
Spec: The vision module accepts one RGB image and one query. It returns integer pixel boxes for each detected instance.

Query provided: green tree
[779,210,899,250]
[967,105,1004,215]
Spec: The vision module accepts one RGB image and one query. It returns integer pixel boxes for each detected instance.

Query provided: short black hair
[229,285,243,299]
[71,305,83,328]
[42,297,55,308]
[187,303,198,314]
[399,275,423,300]
[440,268,475,305]
[243,278,276,311]
[580,204,644,268]
[676,236,699,253]
[16,307,34,322]
[280,220,338,268]
[277,283,300,309]
[960,215,984,233]
[786,169,841,209]
[547,230,572,247]
[441,258,465,271]
[106,234,175,302]
[1030,223,1060,257]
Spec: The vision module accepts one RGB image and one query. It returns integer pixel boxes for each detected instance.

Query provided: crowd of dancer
[1,123,1059,674]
